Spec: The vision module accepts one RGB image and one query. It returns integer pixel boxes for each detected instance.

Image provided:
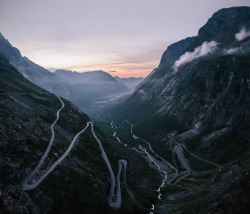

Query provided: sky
[0,0,250,77]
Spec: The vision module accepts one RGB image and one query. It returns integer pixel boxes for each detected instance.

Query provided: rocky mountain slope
[114,6,250,139]
[0,53,111,213]
[0,54,160,214]
[110,6,250,213]
[1,6,250,214]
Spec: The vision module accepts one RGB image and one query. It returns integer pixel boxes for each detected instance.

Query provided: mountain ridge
[116,6,250,134]
[110,7,250,212]
[0,35,129,112]
[0,54,155,214]
[114,76,144,91]
[54,68,129,111]
[1,6,250,214]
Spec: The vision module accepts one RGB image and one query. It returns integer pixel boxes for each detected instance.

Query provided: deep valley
[0,5,250,214]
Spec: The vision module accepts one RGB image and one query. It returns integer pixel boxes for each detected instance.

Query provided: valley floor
[94,110,247,214]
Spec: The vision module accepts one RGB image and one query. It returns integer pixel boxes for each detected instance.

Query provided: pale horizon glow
[0,0,250,77]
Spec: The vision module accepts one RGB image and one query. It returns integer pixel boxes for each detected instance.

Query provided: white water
[139,145,168,199]
[126,120,179,196]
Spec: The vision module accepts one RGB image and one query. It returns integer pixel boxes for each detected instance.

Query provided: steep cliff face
[155,54,250,137]
[158,37,196,70]
[110,7,250,213]
[114,7,250,140]
[197,7,250,44]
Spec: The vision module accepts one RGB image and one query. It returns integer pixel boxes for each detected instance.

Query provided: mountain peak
[0,32,9,44]
[156,6,250,73]
[54,69,74,74]
[198,6,250,43]
[211,6,250,18]
[85,70,106,74]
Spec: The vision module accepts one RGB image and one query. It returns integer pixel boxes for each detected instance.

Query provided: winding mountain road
[180,144,221,169]
[22,96,133,208]
[107,119,224,213]
[22,95,66,190]
[22,96,222,211]
[89,122,133,208]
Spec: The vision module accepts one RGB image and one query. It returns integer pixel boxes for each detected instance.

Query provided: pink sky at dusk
[1,0,250,77]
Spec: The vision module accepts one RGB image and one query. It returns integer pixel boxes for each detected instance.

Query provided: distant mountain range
[114,76,144,91]
[53,69,129,110]
[0,34,129,112]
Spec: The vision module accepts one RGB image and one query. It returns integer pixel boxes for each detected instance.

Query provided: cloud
[224,47,241,54]
[108,70,117,73]
[235,27,250,41]
[173,41,218,72]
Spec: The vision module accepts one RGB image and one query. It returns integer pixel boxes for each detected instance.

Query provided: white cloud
[235,27,250,41]
[173,41,218,72]
[224,47,241,54]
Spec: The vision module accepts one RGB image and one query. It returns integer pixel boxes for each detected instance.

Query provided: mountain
[0,53,112,213]
[110,7,250,213]
[115,76,144,91]
[54,69,129,111]
[1,6,250,214]
[114,6,250,138]
[0,33,69,97]
[0,35,129,113]
[0,54,164,213]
